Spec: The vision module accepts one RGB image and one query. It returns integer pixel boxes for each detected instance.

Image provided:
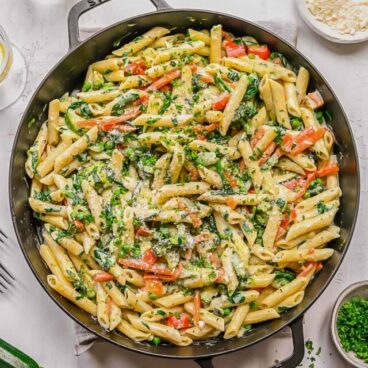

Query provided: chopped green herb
[337,297,368,363]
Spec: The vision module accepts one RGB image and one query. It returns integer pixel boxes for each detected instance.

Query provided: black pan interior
[9,9,359,359]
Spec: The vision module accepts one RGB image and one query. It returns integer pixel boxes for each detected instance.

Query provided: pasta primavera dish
[26,25,341,346]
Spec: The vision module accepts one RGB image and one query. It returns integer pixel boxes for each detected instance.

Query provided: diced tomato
[193,290,201,326]
[283,178,305,191]
[315,163,339,178]
[199,73,215,84]
[224,171,238,188]
[224,40,246,58]
[142,248,157,265]
[247,45,270,60]
[212,92,231,110]
[93,271,114,282]
[136,226,151,237]
[144,278,164,296]
[74,219,84,231]
[222,30,234,42]
[124,60,146,75]
[225,196,237,210]
[280,207,297,228]
[167,313,191,329]
[147,69,181,91]
[188,63,198,72]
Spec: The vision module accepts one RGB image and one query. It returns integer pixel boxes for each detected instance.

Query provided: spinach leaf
[111,92,139,116]
[243,73,259,101]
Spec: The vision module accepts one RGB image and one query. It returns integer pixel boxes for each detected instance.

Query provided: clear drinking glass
[0,25,27,110]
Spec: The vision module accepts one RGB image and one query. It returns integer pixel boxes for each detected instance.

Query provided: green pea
[149,293,158,300]
[119,249,127,258]
[152,336,161,346]
[222,308,231,316]
[122,244,130,252]
[86,289,96,299]
[104,141,115,150]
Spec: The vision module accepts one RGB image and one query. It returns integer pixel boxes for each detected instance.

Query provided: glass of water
[0,25,27,110]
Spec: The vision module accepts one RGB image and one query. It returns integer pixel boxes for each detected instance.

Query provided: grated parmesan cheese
[305,0,368,35]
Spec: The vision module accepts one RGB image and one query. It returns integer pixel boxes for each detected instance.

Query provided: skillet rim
[8,7,360,360]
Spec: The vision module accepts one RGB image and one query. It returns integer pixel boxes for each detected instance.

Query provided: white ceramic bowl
[295,0,368,44]
[331,281,368,368]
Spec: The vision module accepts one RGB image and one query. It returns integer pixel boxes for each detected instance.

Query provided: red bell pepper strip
[212,92,231,110]
[76,107,141,130]
[247,45,270,60]
[135,226,151,237]
[144,277,164,296]
[123,60,146,75]
[146,69,181,91]
[315,163,339,177]
[142,248,157,265]
[289,128,325,155]
[193,290,201,326]
[223,40,246,58]
[93,271,114,282]
[222,30,234,42]
[167,313,191,329]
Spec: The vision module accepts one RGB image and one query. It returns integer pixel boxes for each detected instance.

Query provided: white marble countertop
[0,1,367,367]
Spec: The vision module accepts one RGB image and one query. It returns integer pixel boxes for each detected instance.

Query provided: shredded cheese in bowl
[305,0,368,35]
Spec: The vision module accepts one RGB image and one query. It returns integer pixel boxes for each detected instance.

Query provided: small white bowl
[331,281,368,368]
[295,0,368,44]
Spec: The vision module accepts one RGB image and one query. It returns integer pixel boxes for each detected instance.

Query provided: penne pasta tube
[243,308,280,324]
[224,304,250,339]
[113,27,170,56]
[286,208,338,241]
[260,277,308,308]
[47,275,97,315]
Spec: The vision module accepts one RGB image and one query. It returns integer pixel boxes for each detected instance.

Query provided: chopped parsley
[337,297,368,363]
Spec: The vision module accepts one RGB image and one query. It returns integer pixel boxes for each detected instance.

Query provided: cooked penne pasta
[26,25,341,346]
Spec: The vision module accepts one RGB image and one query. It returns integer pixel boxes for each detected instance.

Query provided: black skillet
[9,1,360,367]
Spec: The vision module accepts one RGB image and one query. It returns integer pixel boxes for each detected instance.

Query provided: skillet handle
[67,0,171,50]
[271,316,305,368]
[194,316,305,368]
[195,358,214,368]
